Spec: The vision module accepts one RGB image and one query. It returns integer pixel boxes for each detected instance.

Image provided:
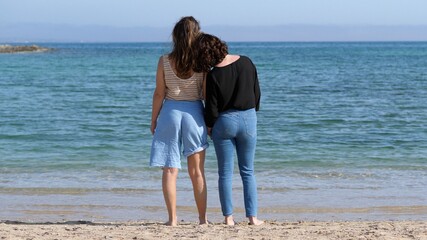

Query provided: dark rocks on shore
[0,44,51,53]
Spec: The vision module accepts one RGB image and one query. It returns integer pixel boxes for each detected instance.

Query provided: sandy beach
[1,220,426,240]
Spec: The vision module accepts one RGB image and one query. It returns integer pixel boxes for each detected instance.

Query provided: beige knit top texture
[163,55,204,101]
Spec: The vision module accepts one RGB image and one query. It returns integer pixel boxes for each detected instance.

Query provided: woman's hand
[151,121,157,135]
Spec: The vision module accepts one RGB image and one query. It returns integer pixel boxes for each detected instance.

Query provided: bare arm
[151,56,166,135]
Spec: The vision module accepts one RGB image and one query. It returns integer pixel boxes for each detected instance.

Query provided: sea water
[0,42,426,222]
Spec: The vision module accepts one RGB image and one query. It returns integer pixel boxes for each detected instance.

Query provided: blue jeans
[150,100,208,169]
[212,108,258,217]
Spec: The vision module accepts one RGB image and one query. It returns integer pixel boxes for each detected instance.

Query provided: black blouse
[205,55,261,128]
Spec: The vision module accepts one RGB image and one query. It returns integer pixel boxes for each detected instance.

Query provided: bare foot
[224,216,235,226]
[164,220,178,226]
[199,217,209,225]
[248,217,264,226]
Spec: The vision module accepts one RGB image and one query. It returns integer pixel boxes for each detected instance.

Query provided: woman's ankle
[165,216,178,226]
[248,216,264,226]
[199,216,209,225]
[224,215,235,226]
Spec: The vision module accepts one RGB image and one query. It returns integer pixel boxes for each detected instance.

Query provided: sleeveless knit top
[163,55,204,101]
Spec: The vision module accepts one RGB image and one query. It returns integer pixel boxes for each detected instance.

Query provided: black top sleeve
[254,63,261,111]
[204,73,219,128]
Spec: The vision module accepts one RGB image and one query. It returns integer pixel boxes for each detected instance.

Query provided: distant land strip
[0,45,50,53]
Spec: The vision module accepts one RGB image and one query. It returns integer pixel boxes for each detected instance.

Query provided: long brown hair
[169,16,200,79]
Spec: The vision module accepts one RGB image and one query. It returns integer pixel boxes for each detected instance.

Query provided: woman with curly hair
[150,16,209,226]
[193,33,263,226]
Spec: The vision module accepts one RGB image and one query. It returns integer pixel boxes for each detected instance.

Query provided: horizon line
[3,40,427,44]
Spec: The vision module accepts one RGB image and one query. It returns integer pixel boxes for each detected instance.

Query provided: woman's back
[205,55,261,127]
[163,55,204,101]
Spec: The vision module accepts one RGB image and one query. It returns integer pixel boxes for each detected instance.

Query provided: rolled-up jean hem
[184,144,209,158]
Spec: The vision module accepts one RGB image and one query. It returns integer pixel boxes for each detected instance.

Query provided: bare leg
[248,216,264,226]
[224,215,235,226]
[162,167,178,226]
[187,150,208,224]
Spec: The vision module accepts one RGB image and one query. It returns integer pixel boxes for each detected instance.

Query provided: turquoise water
[1,42,426,222]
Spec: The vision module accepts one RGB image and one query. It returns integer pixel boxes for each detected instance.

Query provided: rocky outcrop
[0,44,50,53]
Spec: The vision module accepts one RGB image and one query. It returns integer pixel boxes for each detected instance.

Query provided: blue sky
[1,0,427,42]
[2,0,427,27]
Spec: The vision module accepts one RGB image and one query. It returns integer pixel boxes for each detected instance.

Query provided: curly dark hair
[193,33,228,73]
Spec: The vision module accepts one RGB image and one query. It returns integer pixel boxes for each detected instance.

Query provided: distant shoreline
[0,44,51,53]
[0,40,427,44]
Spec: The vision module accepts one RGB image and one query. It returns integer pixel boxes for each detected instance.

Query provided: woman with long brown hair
[149,16,208,226]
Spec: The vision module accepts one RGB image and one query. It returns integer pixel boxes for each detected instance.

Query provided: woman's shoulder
[238,55,253,63]
[159,54,170,61]
[160,55,174,69]
[236,55,255,68]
